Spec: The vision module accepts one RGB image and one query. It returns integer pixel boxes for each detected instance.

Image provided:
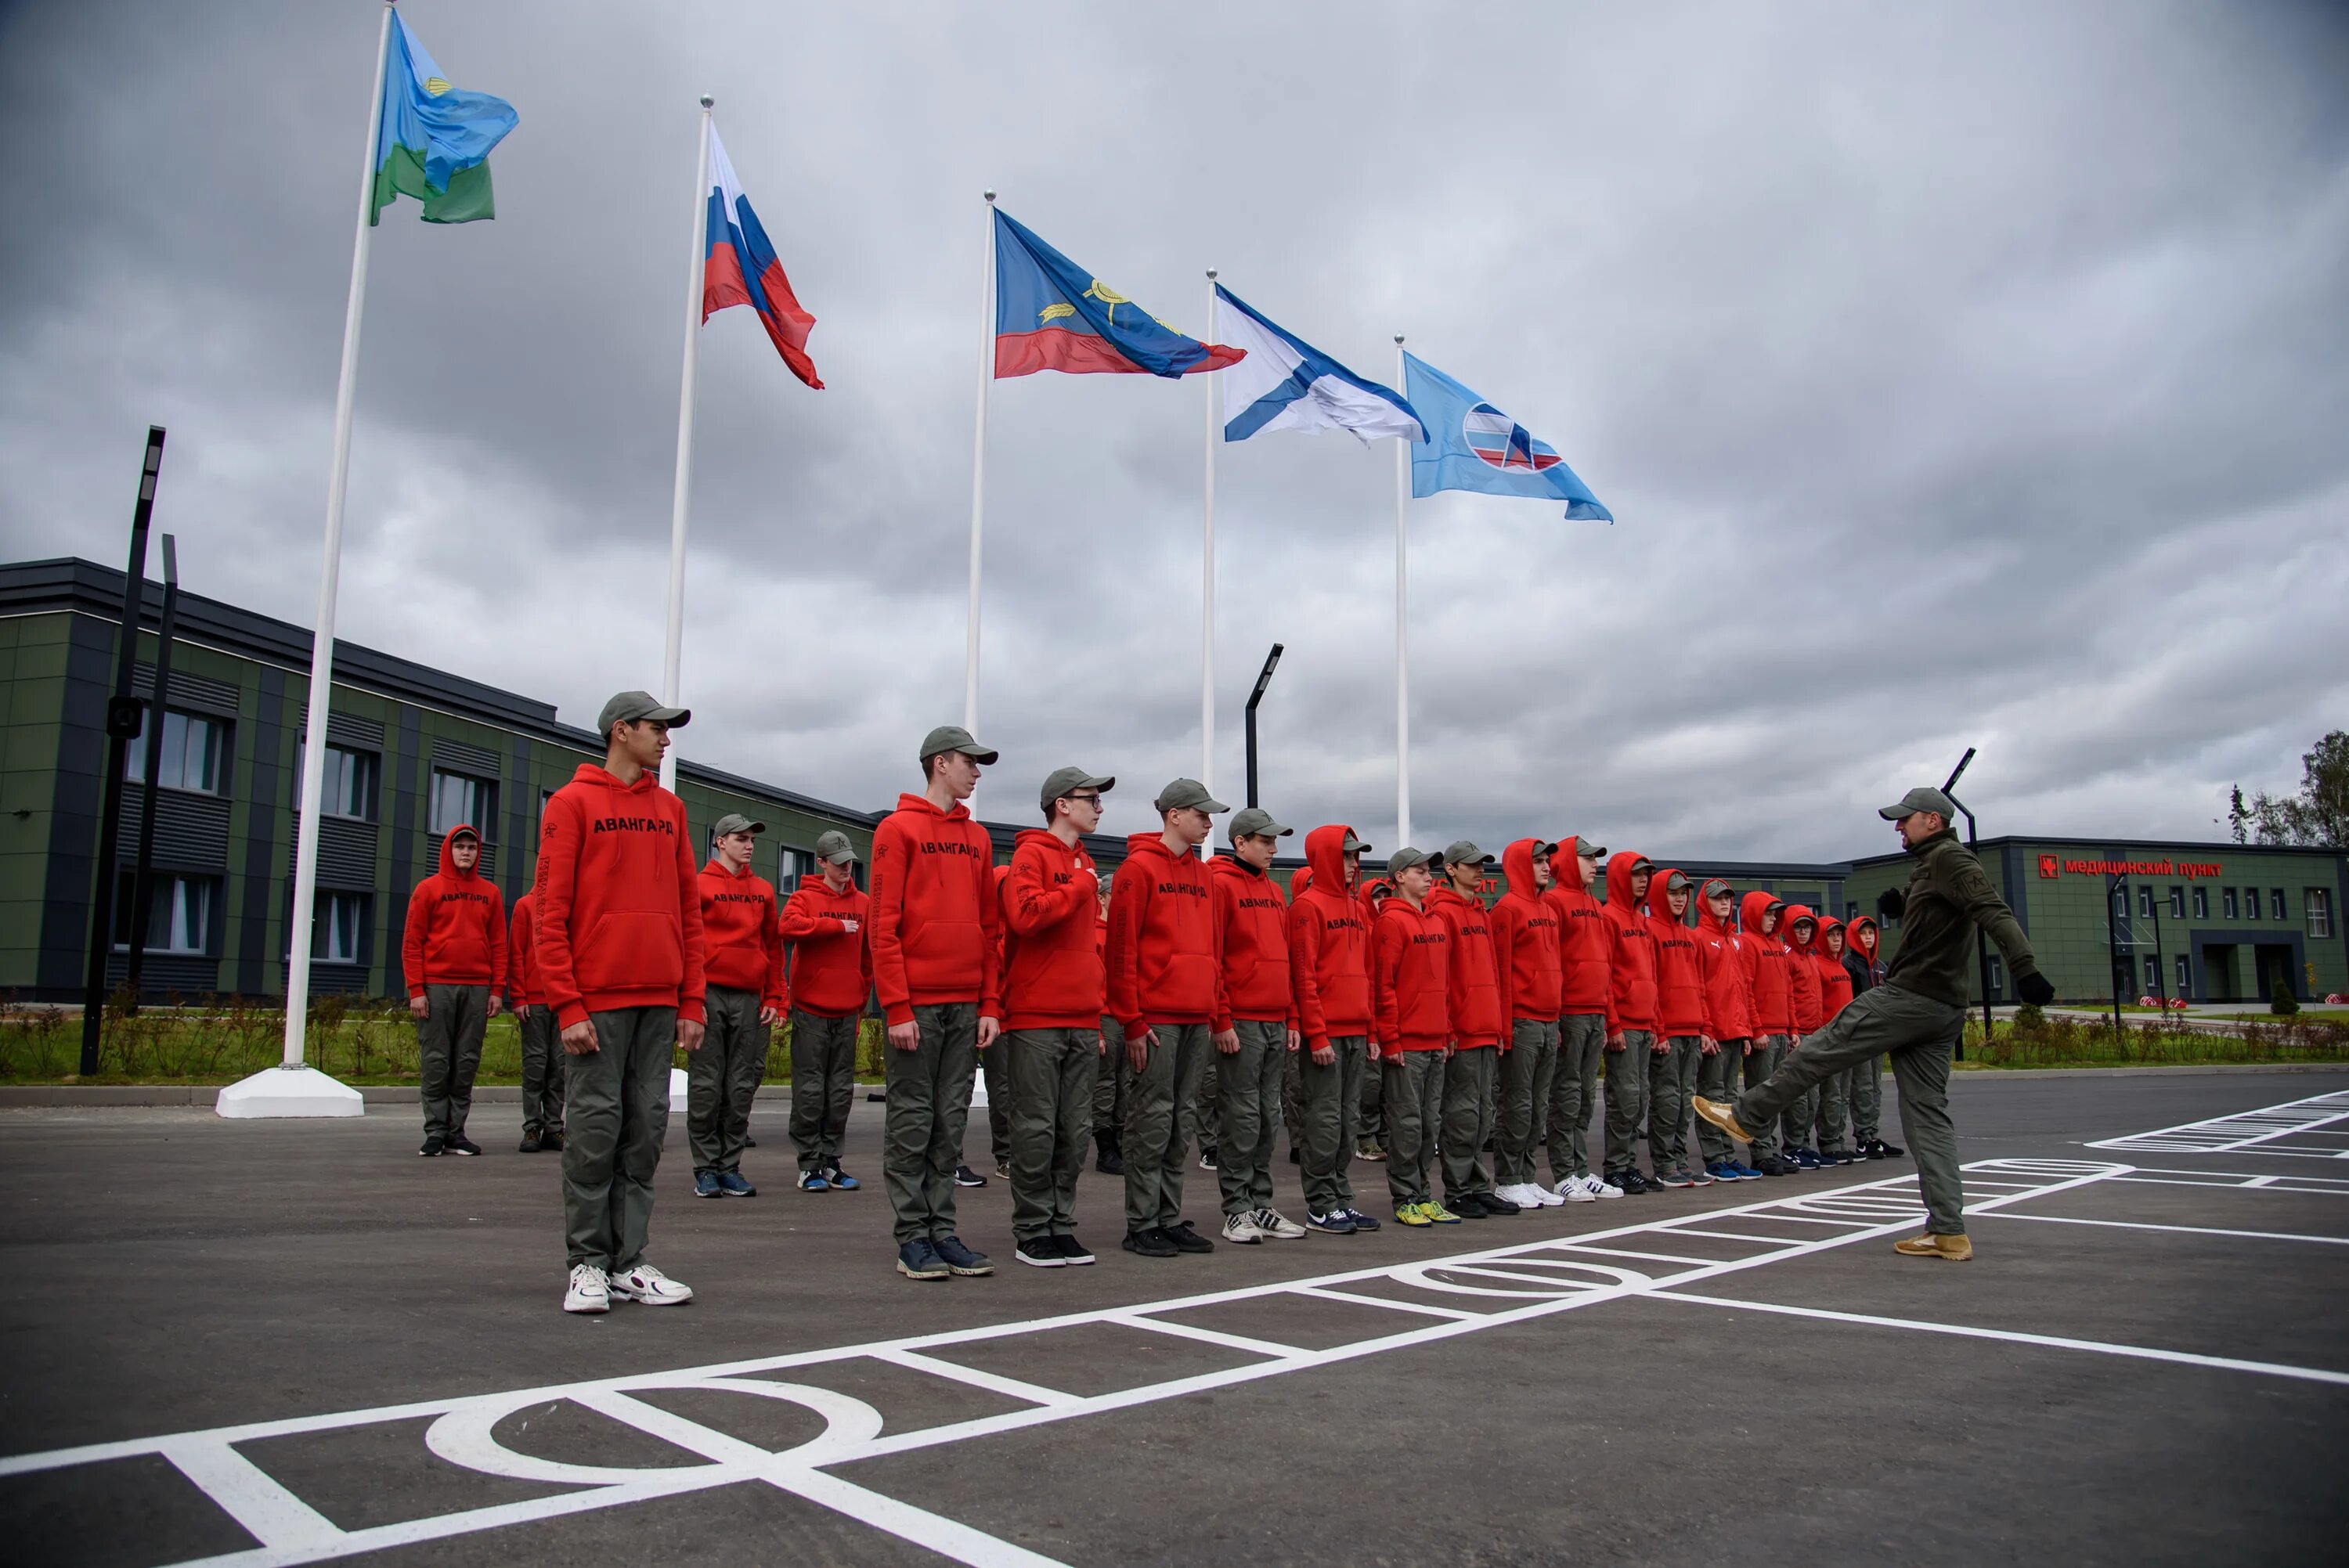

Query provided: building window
[2310,889,2334,941]
[2223,888,2239,920]
[430,770,498,838]
[1986,956,2004,998]
[2167,886,2184,919]
[779,846,814,883]
[2271,889,2287,923]
[2192,886,2209,920]
[2242,887,2258,921]
[2134,886,2151,919]
[112,872,215,953]
[2142,955,2160,992]
[123,709,227,794]
[298,742,379,820]
[2175,955,2192,998]
[313,892,370,963]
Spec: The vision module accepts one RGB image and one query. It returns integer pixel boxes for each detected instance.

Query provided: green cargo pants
[417,982,489,1141]
[1382,1049,1445,1208]
[517,1004,565,1138]
[1495,1018,1559,1188]
[1123,1021,1208,1233]
[1814,1058,1854,1157]
[1216,1019,1287,1216]
[1647,1035,1701,1173]
[1092,1013,1128,1135]
[788,1009,859,1173]
[1006,1027,1099,1242]
[1741,1036,1788,1159]
[1734,985,1966,1233]
[1849,1056,1884,1142]
[561,1006,675,1272]
[1298,1036,1366,1215]
[688,984,768,1175]
[1694,1038,1748,1166]
[1781,1069,1818,1154]
[1359,1051,1385,1152]
[1549,1013,1606,1182]
[884,1003,978,1245]
[1603,1030,1655,1176]
[1280,1040,1304,1156]
[972,1036,1012,1173]
[1441,1044,1501,1201]
[1188,1054,1221,1156]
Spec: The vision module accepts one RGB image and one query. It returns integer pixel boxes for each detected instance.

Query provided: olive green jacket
[1882,829,2040,1007]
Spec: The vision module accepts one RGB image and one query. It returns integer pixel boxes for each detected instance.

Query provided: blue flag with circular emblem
[1402,351,1611,521]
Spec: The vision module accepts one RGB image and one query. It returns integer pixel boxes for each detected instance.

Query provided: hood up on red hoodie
[1738,889,1794,1037]
[1815,917,1855,1020]
[1647,867,1709,1038]
[1781,903,1824,1033]
[1601,850,1658,1034]
[402,824,508,997]
[1545,834,1611,1015]
[1695,878,1752,1041]
[1288,825,1372,1047]
[1490,838,1563,1023]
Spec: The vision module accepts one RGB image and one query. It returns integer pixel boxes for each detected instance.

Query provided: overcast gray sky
[2,1,2343,860]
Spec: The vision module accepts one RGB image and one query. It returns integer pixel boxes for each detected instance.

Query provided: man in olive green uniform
[1697,788,2053,1260]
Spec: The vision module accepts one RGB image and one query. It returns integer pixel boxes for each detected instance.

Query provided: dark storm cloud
[2,1,2343,858]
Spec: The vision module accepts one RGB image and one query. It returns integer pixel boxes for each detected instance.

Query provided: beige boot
[1893,1231,1973,1261]
[1691,1095,1766,1145]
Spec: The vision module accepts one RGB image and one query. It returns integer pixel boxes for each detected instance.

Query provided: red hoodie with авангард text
[1737,891,1794,1036]
[867,791,1001,1029]
[1646,870,1710,1039]
[779,871,871,1018]
[402,826,507,997]
[1489,838,1563,1025]
[1602,852,1659,1036]
[1001,828,1104,1030]
[1815,918,1855,1022]
[532,769,705,1032]
[1543,835,1612,1015]
[1427,881,1503,1049]
[1782,905,1824,1034]
[1372,892,1450,1058]
[1696,879,1752,1042]
[1106,831,1222,1037]
[1287,826,1371,1050]
[1211,852,1295,1033]
[697,856,785,1011]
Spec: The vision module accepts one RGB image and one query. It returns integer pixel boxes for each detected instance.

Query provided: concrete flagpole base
[215,1064,366,1119]
[670,1066,688,1102]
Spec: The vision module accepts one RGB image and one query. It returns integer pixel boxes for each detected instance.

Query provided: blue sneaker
[798,1170,830,1191]
[1724,1162,1761,1180]
[1342,1208,1384,1232]
[896,1238,947,1280]
[693,1171,722,1199]
[932,1235,993,1276]
[716,1172,755,1197]
[1705,1162,1741,1184]
[822,1165,861,1190]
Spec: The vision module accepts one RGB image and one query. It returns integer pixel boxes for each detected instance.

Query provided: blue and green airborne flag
[370,13,518,225]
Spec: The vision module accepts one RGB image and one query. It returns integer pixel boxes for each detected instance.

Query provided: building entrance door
[2254,944,2298,1004]
[2203,944,2239,1002]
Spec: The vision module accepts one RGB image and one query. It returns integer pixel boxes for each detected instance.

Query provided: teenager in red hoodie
[1810,918,1860,1164]
[1107,779,1229,1258]
[998,767,1113,1269]
[1543,836,1618,1199]
[1431,842,1514,1218]
[1841,915,1900,1159]
[687,813,786,1199]
[402,824,507,1159]
[1737,892,1797,1173]
[536,691,705,1314]
[1090,869,1125,1173]
[507,888,562,1154]
[1355,875,1395,1161]
[1693,880,1759,1181]
[1600,851,1662,1193]
[779,829,871,1191]
[1778,906,1828,1167]
[1373,849,1459,1226]
[1208,806,1307,1245]
[1644,869,1714,1189]
[1287,824,1380,1234]
[1490,838,1565,1209]
[868,725,1002,1282]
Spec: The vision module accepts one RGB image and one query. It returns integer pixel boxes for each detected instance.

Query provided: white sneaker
[608,1262,695,1305]
[1497,1182,1534,1209]
[1582,1173,1622,1201]
[1253,1206,1308,1240]
[1221,1212,1265,1245]
[1525,1181,1567,1208]
[564,1263,610,1314]
[1554,1176,1596,1203]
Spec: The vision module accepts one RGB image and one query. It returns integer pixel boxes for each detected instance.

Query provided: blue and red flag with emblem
[992,208,1241,380]
[702,126,821,389]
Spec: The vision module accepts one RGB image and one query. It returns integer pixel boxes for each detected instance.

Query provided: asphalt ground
[5,1069,2347,1567]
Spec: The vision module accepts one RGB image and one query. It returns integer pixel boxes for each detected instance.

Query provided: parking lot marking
[1108,1314,1304,1360]
[2110,1168,2349,1195]
[2086,1089,2349,1155]
[871,1350,1085,1410]
[1980,1212,2349,1245]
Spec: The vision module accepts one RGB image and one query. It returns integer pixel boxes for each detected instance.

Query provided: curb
[0,1082,839,1108]
[1950,1062,2349,1080]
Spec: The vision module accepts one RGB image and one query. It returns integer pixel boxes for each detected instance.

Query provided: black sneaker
[418,1136,445,1157]
[1600,1170,1633,1195]
[1055,1233,1096,1265]
[932,1235,993,1276]
[1199,1146,1219,1170]
[1015,1238,1064,1269]
[1123,1227,1178,1258]
[1878,1138,1905,1158]
[1095,1132,1123,1174]
[1451,1193,1491,1218]
[1163,1219,1216,1253]
[541,1129,566,1153]
[1474,1191,1521,1215]
[518,1130,543,1154]
[743,1135,758,1148]
[445,1136,482,1157]
[954,1164,988,1188]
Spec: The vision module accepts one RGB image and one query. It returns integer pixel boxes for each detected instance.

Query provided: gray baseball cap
[1572,838,1606,859]
[1662,871,1694,893]
[710,813,765,838]
[1340,829,1373,855]
[597,690,690,737]
[1229,807,1293,841]
[1879,786,1957,821]
[1387,847,1433,875]
[920,724,998,764]
[1154,778,1230,813]
[1039,766,1114,812]
[814,829,857,865]
[1442,840,1491,868]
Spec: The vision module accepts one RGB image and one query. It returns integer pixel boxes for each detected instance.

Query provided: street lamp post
[1940,747,1993,1060]
[1243,642,1283,810]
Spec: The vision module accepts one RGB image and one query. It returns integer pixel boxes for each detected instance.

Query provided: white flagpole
[659,96,714,794]
[1393,334,1411,850]
[1200,269,1218,792]
[281,0,395,1072]
[964,190,998,733]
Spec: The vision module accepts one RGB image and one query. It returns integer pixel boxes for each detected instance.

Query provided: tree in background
[2228,731,2347,849]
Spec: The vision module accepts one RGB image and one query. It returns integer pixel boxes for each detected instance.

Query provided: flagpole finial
[699,95,713,108]
[1206,268,1218,280]
[983,189,997,204]
[1394,333,1405,344]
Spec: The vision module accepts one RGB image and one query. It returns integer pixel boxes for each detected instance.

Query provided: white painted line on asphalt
[2111,1168,2349,1194]
[2086,1090,2349,1155]
[1646,1292,2349,1388]
[870,1350,1084,1410]
[1290,1285,1481,1320]
[1108,1314,1304,1360]
[159,1442,345,1552]
[1556,1243,1721,1266]
[1979,1213,2349,1245]
[1660,1228,1809,1247]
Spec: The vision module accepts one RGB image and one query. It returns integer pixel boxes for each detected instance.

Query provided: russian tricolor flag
[703,127,822,389]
